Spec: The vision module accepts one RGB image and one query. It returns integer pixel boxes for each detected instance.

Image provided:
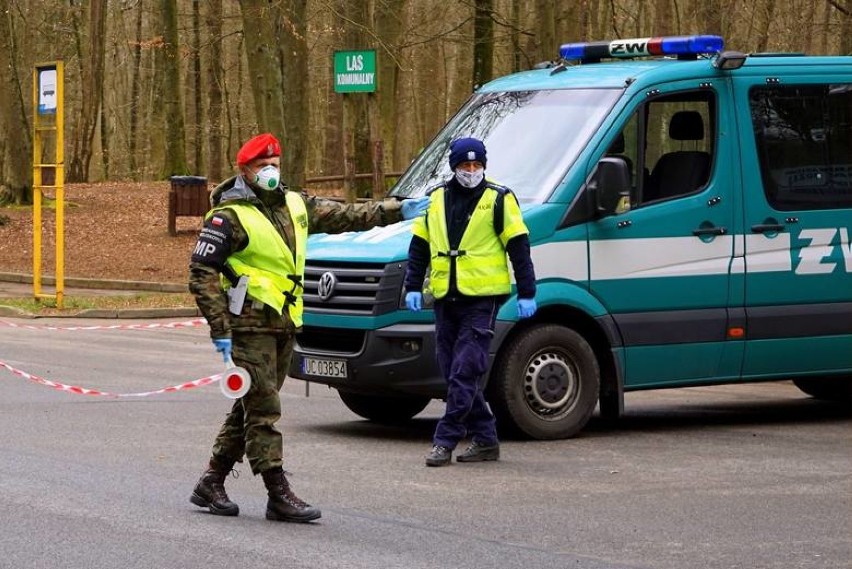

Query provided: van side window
[611,91,716,208]
[750,84,852,211]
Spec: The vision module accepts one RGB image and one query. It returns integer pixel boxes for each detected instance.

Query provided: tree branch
[826,0,849,16]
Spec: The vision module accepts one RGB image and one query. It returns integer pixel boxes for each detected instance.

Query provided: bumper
[291,323,446,397]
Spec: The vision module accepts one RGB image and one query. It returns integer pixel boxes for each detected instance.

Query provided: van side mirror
[589,156,631,217]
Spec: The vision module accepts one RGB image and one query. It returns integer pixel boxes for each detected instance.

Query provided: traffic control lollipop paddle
[221,356,251,399]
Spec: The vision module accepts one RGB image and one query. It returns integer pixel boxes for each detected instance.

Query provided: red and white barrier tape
[0,360,220,398]
[0,318,206,332]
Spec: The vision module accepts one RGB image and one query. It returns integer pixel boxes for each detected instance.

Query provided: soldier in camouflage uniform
[188,133,428,522]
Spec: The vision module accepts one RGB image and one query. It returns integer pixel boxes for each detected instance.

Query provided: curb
[0,306,202,319]
[0,272,200,319]
[0,272,186,293]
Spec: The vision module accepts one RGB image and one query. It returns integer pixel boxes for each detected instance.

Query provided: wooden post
[372,140,384,199]
[343,94,356,203]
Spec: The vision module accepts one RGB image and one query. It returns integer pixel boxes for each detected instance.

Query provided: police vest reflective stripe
[211,192,308,326]
[412,185,526,299]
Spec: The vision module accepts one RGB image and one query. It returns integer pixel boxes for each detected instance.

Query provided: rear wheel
[792,377,852,403]
[337,391,431,424]
[488,325,600,439]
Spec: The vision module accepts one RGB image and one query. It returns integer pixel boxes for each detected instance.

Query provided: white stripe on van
[744,233,792,273]
[527,241,589,282]
[529,233,796,282]
[588,236,733,280]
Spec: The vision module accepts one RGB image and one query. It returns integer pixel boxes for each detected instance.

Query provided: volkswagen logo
[317,271,337,301]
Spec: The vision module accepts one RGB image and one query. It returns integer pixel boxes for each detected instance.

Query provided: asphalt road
[1,316,850,569]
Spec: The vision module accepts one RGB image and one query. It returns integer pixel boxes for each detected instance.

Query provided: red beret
[236,133,281,166]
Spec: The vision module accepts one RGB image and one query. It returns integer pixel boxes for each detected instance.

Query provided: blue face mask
[253,165,280,190]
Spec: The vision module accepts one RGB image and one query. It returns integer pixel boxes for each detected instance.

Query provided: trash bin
[168,175,209,236]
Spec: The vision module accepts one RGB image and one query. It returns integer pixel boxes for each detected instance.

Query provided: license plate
[301,357,347,379]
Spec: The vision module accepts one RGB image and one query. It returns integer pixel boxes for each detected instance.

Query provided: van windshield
[390,88,621,203]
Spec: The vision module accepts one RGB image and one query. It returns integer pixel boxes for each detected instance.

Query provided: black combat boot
[190,458,239,516]
[425,445,453,467]
[456,441,500,463]
[261,467,321,523]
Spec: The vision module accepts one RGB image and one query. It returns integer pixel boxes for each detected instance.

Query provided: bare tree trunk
[68,0,107,183]
[510,0,522,71]
[655,0,673,36]
[473,0,494,88]
[841,0,852,55]
[697,0,722,36]
[205,0,224,182]
[129,2,143,181]
[374,0,403,172]
[238,1,287,159]
[191,0,203,174]
[341,0,372,199]
[160,0,189,177]
[280,0,308,189]
[755,0,777,52]
[534,0,556,63]
[0,0,31,204]
[100,72,109,179]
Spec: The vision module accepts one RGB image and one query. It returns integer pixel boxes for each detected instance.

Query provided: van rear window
[750,84,852,210]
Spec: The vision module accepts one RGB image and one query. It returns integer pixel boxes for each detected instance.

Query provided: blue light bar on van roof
[559,35,724,61]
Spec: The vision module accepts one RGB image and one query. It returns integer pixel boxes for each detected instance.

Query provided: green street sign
[334,50,376,93]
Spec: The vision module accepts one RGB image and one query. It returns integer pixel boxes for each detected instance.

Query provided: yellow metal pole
[55,61,64,308]
[31,61,64,306]
[31,66,42,299]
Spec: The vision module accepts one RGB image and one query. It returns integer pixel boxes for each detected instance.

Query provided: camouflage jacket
[189,175,403,337]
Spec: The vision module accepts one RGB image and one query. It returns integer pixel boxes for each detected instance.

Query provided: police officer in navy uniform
[188,133,429,519]
[404,137,537,466]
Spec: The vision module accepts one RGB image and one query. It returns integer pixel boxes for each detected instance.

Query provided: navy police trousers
[432,297,500,449]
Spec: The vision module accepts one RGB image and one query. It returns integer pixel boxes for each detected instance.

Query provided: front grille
[296,326,366,353]
[302,260,405,316]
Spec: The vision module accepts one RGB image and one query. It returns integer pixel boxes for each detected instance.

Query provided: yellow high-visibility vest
[412,184,528,299]
[211,192,308,326]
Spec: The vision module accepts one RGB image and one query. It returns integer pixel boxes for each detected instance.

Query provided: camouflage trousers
[211,330,295,475]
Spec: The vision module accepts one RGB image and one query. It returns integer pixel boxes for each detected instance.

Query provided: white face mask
[454,167,484,189]
[253,165,280,190]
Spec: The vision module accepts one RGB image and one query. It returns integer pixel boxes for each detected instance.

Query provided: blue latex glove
[518,298,537,319]
[212,338,233,363]
[405,291,423,312]
[400,196,430,220]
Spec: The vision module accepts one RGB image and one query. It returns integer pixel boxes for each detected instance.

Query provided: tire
[488,325,600,440]
[337,390,431,424]
[793,377,852,403]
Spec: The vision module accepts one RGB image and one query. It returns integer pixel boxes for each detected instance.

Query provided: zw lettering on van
[795,228,852,274]
[609,40,651,57]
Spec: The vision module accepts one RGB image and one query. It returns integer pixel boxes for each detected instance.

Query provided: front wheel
[337,390,431,424]
[488,325,600,439]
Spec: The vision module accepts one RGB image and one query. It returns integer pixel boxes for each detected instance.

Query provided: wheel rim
[522,349,579,419]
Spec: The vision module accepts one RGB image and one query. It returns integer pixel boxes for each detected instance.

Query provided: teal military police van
[290,35,852,439]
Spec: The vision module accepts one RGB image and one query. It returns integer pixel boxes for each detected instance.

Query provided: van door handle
[692,226,727,236]
[751,223,784,233]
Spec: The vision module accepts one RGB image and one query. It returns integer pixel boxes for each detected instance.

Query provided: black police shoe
[456,441,500,463]
[425,445,452,467]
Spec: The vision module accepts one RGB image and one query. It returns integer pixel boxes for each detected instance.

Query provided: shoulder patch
[486,181,510,195]
[191,214,234,267]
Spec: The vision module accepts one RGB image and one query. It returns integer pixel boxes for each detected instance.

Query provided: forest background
[0,0,851,207]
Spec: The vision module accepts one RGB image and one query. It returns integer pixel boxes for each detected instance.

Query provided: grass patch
[0,292,195,315]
